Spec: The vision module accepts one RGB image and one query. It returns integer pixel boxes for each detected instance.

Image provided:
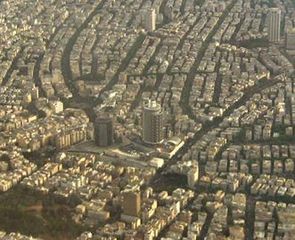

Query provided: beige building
[286,28,295,50]
[187,165,199,189]
[145,8,156,32]
[122,191,141,217]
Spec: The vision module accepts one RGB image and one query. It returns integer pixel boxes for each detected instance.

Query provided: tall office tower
[142,99,163,145]
[268,8,281,43]
[145,8,156,32]
[94,115,114,147]
[286,28,295,50]
[122,191,141,217]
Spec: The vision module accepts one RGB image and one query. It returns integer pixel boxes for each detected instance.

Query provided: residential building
[286,28,295,50]
[122,191,141,217]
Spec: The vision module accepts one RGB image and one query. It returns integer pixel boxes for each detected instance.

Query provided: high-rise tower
[142,100,163,145]
[145,8,156,32]
[268,8,281,43]
[94,115,114,147]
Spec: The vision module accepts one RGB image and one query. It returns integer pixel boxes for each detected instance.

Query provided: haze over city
[0,0,294,239]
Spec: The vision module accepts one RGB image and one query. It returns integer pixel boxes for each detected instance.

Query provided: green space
[0,187,88,240]
[151,173,188,193]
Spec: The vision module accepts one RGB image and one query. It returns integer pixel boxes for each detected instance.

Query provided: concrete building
[146,8,156,32]
[122,191,141,217]
[286,28,295,50]
[268,8,281,43]
[94,115,114,147]
[187,165,199,189]
[142,99,163,145]
[50,100,63,113]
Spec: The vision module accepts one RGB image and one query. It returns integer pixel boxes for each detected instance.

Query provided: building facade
[94,116,114,147]
[145,8,156,32]
[187,167,199,189]
[268,8,281,43]
[286,28,295,50]
[142,100,163,145]
[122,191,141,217]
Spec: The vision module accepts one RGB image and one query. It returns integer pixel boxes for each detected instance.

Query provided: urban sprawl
[0,0,294,239]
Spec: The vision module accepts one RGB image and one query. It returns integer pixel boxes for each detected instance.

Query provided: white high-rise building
[187,165,199,189]
[142,99,163,144]
[145,8,156,32]
[268,8,281,43]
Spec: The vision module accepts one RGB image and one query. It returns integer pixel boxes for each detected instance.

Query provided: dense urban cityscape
[0,0,294,239]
